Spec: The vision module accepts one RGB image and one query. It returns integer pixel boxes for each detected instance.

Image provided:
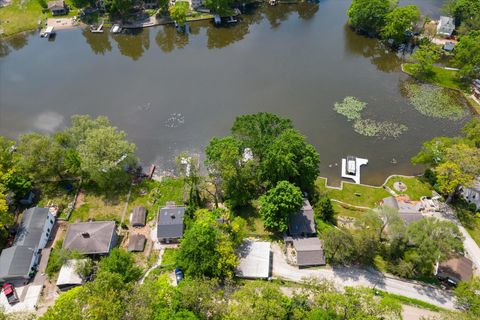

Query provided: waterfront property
[0,207,55,283]
[156,204,186,243]
[288,199,316,237]
[235,240,271,279]
[47,0,68,16]
[63,221,118,255]
[381,195,425,225]
[435,256,473,286]
[436,16,455,38]
[459,178,480,211]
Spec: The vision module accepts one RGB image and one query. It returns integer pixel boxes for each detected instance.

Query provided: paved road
[271,244,456,310]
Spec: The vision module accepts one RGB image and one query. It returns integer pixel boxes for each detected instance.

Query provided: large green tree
[204,0,233,16]
[322,228,356,265]
[104,0,135,18]
[98,248,142,283]
[409,42,441,76]
[169,1,189,27]
[262,129,320,191]
[381,5,420,44]
[455,277,480,318]
[453,31,480,80]
[347,0,393,35]
[258,180,304,233]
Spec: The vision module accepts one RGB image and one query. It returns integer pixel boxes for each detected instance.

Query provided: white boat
[111,24,122,34]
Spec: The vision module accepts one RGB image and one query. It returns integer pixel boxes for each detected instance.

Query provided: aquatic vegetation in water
[333,96,367,121]
[333,96,408,139]
[402,82,467,120]
[353,119,408,138]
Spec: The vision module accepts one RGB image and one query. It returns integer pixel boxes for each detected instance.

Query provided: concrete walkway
[139,247,165,284]
[271,243,456,310]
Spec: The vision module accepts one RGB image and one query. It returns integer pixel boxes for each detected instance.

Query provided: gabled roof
[157,206,185,239]
[47,0,65,9]
[382,196,424,225]
[14,207,52,248]
[128,234,146,252]
[288,199,316,236]
[292,237,325,266]
[437,16,455,36]
[0,246,36,280]
[63,221,116,255]
[130,206,146,227]
[235,240,270,279]
[438,256,473,283]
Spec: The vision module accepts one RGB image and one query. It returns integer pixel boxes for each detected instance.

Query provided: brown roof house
[156,205,186,243]
[130,206,147,227]
[63,221,117,255]
[381,196,425,225]
[289,199,316,237]
[436,256,473,286]
[47,1,68,15]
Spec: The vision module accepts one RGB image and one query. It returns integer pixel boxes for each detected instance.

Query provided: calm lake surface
[0,0,469,186]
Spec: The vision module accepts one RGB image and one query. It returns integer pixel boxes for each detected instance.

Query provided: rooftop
[235,240,270,279]
[14,207,52,248]
[292,237,325,266]
[437,16,455,36]
[438,256,473,283]
[157,206,185,239]
[63,221,116,255]
[382,196,424,225]
[288,199,316,236]
[0,246,36,280]
[56,259,86,290]
[130,206,146,227]
[128,234,146,252]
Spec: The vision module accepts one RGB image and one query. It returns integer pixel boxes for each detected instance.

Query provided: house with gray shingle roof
[437,16,455,37]
[63,221,117,255]
[288,199,316,237]
[156,205,185,243]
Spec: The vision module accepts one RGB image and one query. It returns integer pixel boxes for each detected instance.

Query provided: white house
[460,179,480,211]
[170,0,204,9]
[437,16,455,38]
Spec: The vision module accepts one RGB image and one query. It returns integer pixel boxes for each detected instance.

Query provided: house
[436,256,473,285]
[47,1,68,16]
[436,16,455,38]
[170,0,204,9]
[56,259,86,291]
[460,179,480,211]
[156,205,185,243]
[381,196,424,225]
[443,42,455,52]
[130,206,147,227]
[128,234,146,252]
[286,237,325,267]
[235,240,270,279]
[0,207,55,283]
[288,199,316,237]
[63,221,117,255]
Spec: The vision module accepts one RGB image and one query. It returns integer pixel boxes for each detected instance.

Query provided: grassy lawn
[234,204,273,238]
[332,202,367,219]
[0,0,45,36]
[128,178,185,224]
[375,290,445,312]
[316,178,390,208]
[38,180,79,219]
[161,248,178,270]
[456,206,480,246]
[384,176,433,200]
[403,63,468,91]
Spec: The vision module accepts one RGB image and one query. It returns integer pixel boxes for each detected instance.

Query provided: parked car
[2,283,19,305]
[174,267,184,284]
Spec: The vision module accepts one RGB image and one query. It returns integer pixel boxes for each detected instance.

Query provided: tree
[409,42,441,76]
[315,196,334,223]
[411,136,462,167]
[15,133,67,184]
[449,0,480,34]
[98,248,142,283]
[381,5,420,44]
[453,31,480,80]
[258,181,304,233]
[0,184,12,247]
[176,210,238,278]
[40,286,84,320]
[174,278,224,319]
[455,277,480,317]
[262,129,320,191]
[406,217,464,275]
[169,2,189,27]
[462,118,480,148]
[0,136,14,172]
[204,0,233,16]
[176,152,203,208]
[347,0,393,35]
[436,161,472,196]
[359,205,404,242]
[322,228,356,265]
[104,0,135,18]
[231,112,293,161]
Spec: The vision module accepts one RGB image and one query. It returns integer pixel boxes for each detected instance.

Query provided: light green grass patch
[0,0,45,36]
[403,63,467,91]
[161,248,178,271]
[332,202,367,219]
[384,176,433,200]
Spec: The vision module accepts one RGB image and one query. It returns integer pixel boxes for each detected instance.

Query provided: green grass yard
[403,63,467,91]
[0,0,45,36]
[384,176,433,200]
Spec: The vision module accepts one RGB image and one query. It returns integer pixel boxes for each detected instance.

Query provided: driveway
[271,243,456,310]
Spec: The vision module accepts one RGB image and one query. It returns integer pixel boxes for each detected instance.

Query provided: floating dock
[341,156,368,184]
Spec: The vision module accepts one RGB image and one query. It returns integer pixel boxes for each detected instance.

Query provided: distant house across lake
[436,16,455,38]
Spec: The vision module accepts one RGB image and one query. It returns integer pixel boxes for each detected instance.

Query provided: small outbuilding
[128,234,146,252]
[288,199,316,237]
[156,205,185,243]
[56,259,86,291]
[436,256,473,286]
[287,237,326,267]
[235,240,271,279]
[130,206,147,227]
[436,16,455,38]
[47,1,68,16]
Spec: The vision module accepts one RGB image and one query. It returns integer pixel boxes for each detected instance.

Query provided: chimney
[82,232,90,238]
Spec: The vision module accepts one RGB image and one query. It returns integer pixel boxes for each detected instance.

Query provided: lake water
[0,0,470,186]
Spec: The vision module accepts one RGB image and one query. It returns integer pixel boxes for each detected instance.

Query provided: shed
[128,234,146,252]
[436,256,473,285]
[291,237,325,267]
[288,199,316,236]
[156,205,185,243]
[130,206,146,227]
[437,16,455,37]
[235,240,270,279]
[56,259,86,291]
[443,42,455,52]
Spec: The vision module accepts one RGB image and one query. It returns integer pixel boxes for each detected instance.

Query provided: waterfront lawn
[0,0,45,36]
[38,180,79,219]
[332,202,367,219]
[128,178,185,223]
[384,176,433,200]
[403,63,467,91]
[316,178,390,208]
[70,191,127,223]
[456,205,480,246]
[234,204,273,238]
